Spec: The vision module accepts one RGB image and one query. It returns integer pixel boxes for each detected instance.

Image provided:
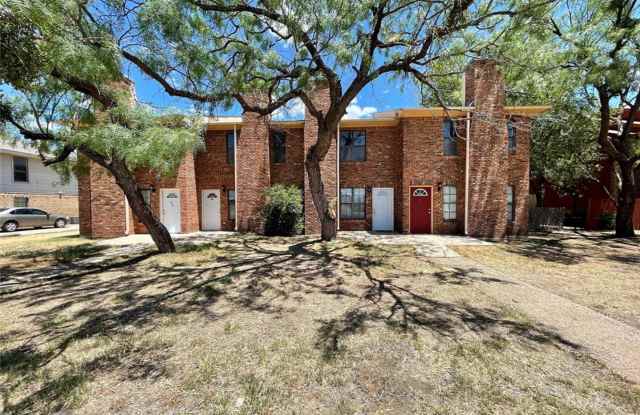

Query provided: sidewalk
[435,255,640,384]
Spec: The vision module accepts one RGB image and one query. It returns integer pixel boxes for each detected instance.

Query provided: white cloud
[273,98,305,120]
[344,98,377,119]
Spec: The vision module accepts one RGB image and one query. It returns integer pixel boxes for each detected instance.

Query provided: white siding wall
[0,153,78,195]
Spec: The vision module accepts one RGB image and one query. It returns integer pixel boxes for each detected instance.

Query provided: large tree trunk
[615,162,637,238]
[305,128,337,241]
[84,151,176,253]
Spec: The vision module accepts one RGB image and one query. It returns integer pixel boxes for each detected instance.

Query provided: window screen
[340,188,365,219]
[443,185,457,221]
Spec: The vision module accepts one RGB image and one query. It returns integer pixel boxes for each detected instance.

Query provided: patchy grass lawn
[1,233,639,414]
[453,231,640,329]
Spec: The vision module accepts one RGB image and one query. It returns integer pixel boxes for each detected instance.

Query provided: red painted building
[79,60,547,239]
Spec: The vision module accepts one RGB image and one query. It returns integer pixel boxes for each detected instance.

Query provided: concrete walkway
[435,255,640,384]
[341,231,493,257]
[95,231,235,246]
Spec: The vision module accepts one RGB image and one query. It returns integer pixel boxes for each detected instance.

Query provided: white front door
[161,189,181,234]
[372,187,394,231]
[201,189,222,231]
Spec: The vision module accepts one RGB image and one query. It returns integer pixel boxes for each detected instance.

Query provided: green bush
[599,212,616,230]
[262,185,303,236]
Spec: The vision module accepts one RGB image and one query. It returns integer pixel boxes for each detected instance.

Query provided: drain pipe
[336,122,340,230]
[464,110,471,235]
[234,123,238,231]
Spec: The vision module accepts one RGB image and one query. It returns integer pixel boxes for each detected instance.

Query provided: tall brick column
[466,59,509,238]
[303,82,337,234]
[236,93,271,233]
[78,157,129,238]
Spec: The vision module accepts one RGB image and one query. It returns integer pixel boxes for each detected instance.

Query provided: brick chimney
[303,81,338,234]
[465,59,509,238]
[236,92,271,233]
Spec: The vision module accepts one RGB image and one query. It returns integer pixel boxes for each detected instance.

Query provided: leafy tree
[109,0,551,240]
[262,184,303,236]
[0,1,202,252]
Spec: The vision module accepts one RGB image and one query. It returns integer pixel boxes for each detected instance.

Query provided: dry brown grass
[1,233,639,414]
[453,231,640,329]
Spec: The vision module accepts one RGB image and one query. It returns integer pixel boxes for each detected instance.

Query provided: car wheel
[3,221,18,232]
[54,218,67,228]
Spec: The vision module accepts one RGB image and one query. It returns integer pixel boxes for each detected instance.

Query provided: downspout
[234,123,238,231]
[336,121,340,230]
[464,110,471,235]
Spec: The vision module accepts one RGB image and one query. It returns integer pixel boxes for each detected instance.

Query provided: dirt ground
[1,233,639,414]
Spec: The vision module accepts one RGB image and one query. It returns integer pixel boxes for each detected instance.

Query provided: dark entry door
[410,187,432,234]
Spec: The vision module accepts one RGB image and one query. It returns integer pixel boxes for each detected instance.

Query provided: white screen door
[202,189,222,231]
[161,189,181,233]
[372,187,394,231]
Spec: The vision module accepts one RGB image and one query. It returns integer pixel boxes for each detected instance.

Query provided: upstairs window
[443,119,457,156]
[507,120,517,152]
[271,131,286,163]
[228,190,236,221]
[443,185,457,221]
[13,157,28,182]
[340,188,365,219]
[507,185,515,223]
[340,131,366,161]
[226,132,235,165]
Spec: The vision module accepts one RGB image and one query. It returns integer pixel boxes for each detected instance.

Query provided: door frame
[372,187,394,232]
[160,188,182,233]
[201,189,222,231]
[409,185,434,234]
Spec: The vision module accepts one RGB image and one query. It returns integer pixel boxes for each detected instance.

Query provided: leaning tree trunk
[305,128,337,241]
[82,149,176,253]
[615,162,637,238]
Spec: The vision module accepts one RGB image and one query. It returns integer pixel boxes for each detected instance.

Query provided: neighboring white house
[0,141,79,218]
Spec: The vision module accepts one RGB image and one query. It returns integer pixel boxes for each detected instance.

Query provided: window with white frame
[228,190,236,220]
[340,188,365,219]
[141,189,152,207]
[443,185,456,221]
[13,157,28,182]
[443,119,457,156]
[507,185,515,223]
[226,132,235,164]
[13,196,28,207]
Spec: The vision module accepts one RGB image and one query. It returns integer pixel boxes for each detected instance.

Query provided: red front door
[410,187,432,234]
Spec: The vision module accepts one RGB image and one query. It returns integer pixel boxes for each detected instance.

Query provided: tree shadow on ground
[0,234,580,413]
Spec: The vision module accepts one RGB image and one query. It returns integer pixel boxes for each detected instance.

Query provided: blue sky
[124,64,422,120]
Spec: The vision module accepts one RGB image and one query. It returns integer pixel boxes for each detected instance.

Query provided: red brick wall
[304,84,337,234]
[78,159,128,238]
[194,130,237,231]
[131,154,199,234]
[237,94,271,233]
[400,118,467,234]
[338,127,403,231]
[466,59,510,239]
[507,116,531,235]
[270,126,305,188]
[0,193,78,217]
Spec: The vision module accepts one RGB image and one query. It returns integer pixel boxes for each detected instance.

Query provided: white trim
[124,195,130,235]
[11,156,29,184]
[336,123,340,230]
[464,110,471,235]
[233,124,238,231]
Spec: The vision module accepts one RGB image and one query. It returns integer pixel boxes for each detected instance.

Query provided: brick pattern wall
[466,59,509,238]
[507,116,531,235]
[338,127,403,231]
[400,118,467,235]
[194,130,237,231]
[269,127,305,188]
[237,94,271,233]
[131,153,199,234]
[0,193,78,217]
[303,85,337,234]
[78,160,128,238]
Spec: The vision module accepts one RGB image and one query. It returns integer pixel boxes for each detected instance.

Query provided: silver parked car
[0,208,69,232]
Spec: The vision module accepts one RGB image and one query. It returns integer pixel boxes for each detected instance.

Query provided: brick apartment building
[79,59,548,239]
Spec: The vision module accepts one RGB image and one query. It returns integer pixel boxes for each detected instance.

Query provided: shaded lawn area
[1,233,639,414]
[453,231,640,329]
